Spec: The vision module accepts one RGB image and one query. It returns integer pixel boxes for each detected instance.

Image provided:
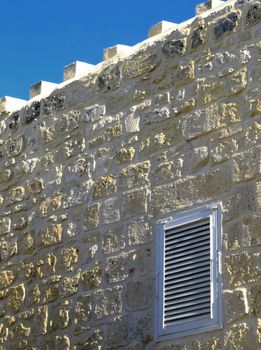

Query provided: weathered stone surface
[127,217,152,246]
[97,64,121,92]
[175,61,195,86]
[120,161,150,189]
[106,252,136,283]
[246,3,261,26]
[94,287,122,319]
[40,224,62,247]
[192,337,221,350]
[9,284,25,312]
[0,271,15,289]
[224,288,249,323]
[60,272,80,298]
[0,217,11,235]
[101,197,120,224]
[125,279,152,310]
[43,94,65,115]
[83,203,100,230]
[84,104,106,122]
[93,175,116,199]
[225,252,260,287]
[123,53,160,79]
[82,266,102,290]
[114,147,135,164]
[102,226,125,254]
[191,24,205,50]
[162,39,185,57]
[232,146,261,182]
[242,215,261,247]
[123,187,149,216]
[8,186,25,204]
[5,136,24,157]
[224,323,256,350]
[214,13,238,40]
[25,101,41,124]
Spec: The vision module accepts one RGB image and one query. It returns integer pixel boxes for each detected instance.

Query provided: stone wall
[0,0,261,348]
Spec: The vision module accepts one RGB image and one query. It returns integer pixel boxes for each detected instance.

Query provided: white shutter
[155,203,222,340]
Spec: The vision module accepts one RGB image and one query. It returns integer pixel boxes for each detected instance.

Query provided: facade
[0,0,260,348]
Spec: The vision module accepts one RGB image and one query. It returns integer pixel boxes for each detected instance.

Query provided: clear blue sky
[0,0,202,100]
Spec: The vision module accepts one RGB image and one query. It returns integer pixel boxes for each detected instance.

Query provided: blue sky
[0,0,202,100]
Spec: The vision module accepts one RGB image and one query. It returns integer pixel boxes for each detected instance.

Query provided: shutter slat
[163,216,212,326]
[165,254,210,271]
[164,307,211,323]
[165,276,210,292]
[165,219,209,236]
[165,235,210,251]
[165,240,210,256]
[165,286,210,302]
[165,260,210,276]
[165,226,210,242]
[165,244,210,261]
[165,265,210,282]
[165,249,209,266]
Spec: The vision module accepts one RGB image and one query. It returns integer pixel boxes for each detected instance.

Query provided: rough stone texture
[0,1,260,348]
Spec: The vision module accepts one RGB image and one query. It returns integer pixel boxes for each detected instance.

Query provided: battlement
[0,0,241,113]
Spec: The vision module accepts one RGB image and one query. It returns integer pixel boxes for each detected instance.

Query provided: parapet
[0,0,252,108]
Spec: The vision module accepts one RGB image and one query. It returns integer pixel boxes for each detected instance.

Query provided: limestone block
[8,113,20,130]
[75,295,93,322]
[55,335,70,350]
[242,215,261,247]
[64,137,85,158]
[93,175,116,199]
[245,3,261,27]
[30,81,58,99]
[103,45,131,60]
[152,166,230,214]
[102,226,126,254]
[60,110,81,132]
[114,147,135,164]
[0,239,17,261]
[101,197,120,224]
[40,196,61,218]
[122,52,160,79]
[105,315,130,348]
[192,337,222,350]
[224,182,260,221]
[122,187,149,216]
[43,278,60,303]
[232,146,261,182]
[83,104,106,123]
[74,329,103,350]
[224,323,256,350]
[8,186,25,204]
[175,61,195,86]
[225,252,260,287]
[43,94,65,115]
[106,251,136,283]
[213,13,239,40]
[32,306,48,335]
[83,203,100,230]
[27,178,44,194]
[223,288,249,323]
[182,103,241,140]
[162,39,185,57]
[223,220,242,250]
[120,161,150,190]
[0,96,27,113]
[127,217,152,246]
[0,217,11,235]
[94,287,122,319]
[64,61,95,81]
[0,271,15,289]
[5,136,24,157]
[24,101,41,124]
[248,284,261,317]
[125,279,152,310]
[61,247,79,269]
[227,67,247,96]
[191,24,205,50]
[82,266,102,290]
[60,272,80,298]
[97,64,121,92]
[148,21,178,38]
[40,224,63,247]
[8,284,25,312]
[211,138,238,163]
[37,254,57,278]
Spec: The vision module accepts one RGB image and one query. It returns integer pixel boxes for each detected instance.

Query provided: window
[155,203,222,340]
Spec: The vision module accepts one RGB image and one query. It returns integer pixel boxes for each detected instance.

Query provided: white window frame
[155,202,223,341]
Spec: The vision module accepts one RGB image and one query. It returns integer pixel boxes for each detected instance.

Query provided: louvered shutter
[156,204,222,340]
